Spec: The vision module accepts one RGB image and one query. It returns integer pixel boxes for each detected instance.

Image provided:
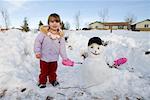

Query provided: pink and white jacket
[34,32,67,62]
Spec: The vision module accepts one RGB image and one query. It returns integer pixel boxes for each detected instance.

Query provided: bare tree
[75,11,80,30]
[98,8,109,29]
[84,22,89,28]
[1,8,10,29]
[124,13,137,30]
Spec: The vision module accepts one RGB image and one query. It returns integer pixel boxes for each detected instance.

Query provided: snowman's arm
[106,63,113,68]
[145,51,150,55]
[102,40,110,46]
[105,56,114,68]
[80,51,88,60]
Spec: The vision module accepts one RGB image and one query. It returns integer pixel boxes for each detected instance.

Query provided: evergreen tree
[21,17,30,32]
[61,21,65,30]
[64,22,70,30]
[38,20,43,30]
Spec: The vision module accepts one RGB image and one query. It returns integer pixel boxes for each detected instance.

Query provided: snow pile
[0,29,40,99]
[0,29,150,99]
[65,30,150,99]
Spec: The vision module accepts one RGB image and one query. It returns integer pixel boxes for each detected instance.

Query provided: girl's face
[49,17,61,31]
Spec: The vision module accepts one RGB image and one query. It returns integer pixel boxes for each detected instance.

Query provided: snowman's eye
[98,47,100,49]
[91,46,93,48]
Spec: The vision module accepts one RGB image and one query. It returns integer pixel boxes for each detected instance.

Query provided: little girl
[34,13,72,88]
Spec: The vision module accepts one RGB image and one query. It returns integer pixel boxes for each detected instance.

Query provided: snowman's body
[80,37,112,87]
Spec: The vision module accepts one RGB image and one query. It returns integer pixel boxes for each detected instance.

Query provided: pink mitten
[62,59,74,66]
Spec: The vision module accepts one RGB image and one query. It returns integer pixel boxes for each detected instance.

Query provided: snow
[0,29,150,99]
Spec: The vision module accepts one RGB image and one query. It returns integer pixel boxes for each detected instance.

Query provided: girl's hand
[35,53,41,59]
[62,58,74,66]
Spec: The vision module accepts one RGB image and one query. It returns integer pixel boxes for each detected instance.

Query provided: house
[89,21,129,30]
[131,19,150,31]
[103,22,129,30]
[89,21,104,29]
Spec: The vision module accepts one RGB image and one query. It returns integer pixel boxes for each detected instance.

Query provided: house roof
[133,19,150,25]
[89,21,129,26]
[89,21,102,25]
[103,22,129,26]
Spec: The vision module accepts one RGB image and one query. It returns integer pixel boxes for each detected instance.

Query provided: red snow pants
[39,60,57,84]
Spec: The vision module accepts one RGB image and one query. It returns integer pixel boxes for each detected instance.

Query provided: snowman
[80,37,114,87]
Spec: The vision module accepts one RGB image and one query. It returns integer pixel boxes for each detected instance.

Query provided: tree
[98,8,109,29]
[21,17,30,32]
[64,21,70,30]
[124,13,137,30]
[61,21,65,30]
[38,20,43,30]
[1,8,10,29]
[75,11,80,30]
[98,8,109,22]
[84,22,90,28]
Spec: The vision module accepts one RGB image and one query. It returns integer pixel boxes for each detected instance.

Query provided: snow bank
[0,29,150,99]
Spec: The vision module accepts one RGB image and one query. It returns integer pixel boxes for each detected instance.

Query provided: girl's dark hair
[47,13,61,25]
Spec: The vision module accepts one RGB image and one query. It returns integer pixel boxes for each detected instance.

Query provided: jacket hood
[40,25,64,37]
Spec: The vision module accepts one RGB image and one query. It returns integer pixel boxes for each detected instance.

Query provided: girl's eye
[98,47,100,49]
[50,21,55,23]
[50,20,60,23]
[91,46,93,48]
[55,20,60,23]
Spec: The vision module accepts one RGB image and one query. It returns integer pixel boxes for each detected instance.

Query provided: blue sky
[0,0,150,29]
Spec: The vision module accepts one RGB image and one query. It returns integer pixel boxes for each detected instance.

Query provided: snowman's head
[88,37,104,57]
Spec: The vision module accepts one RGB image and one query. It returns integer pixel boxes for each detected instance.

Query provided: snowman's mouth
[91,51,100,55]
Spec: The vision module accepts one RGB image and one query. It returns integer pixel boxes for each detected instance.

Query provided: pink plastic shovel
[62,59,83,67]
[113,57,127,68]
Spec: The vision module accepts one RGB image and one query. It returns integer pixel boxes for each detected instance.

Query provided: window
[118,26,124,29]
[95,26,98,29]
[144,24,149,28]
